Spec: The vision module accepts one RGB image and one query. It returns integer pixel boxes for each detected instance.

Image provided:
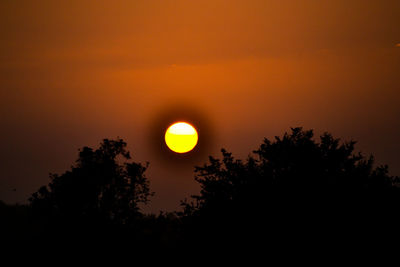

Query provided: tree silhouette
[29,139,153,240]
[3,128,399,247]
[180,128,400,246]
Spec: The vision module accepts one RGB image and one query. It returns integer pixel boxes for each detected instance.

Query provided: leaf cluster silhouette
[1,128,399,248]
[28,139,154,241]
[180,128,400,247]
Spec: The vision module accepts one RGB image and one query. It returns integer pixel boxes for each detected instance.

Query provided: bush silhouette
[180,128,400,246]
[3,128,399,248]
[29,138,153,241]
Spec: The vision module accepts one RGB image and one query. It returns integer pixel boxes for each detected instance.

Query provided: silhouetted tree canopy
[180,128,400,245]
[3,128,399,249]
[30,139,153,226]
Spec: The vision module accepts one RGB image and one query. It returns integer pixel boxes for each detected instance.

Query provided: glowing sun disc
[165,122,198,153]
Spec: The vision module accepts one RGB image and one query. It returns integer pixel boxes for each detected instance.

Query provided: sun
[165,122,198,153]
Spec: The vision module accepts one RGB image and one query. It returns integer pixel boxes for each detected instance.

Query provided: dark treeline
[1,128,399,249]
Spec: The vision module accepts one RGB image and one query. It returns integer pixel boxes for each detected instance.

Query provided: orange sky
[1,0,399,212]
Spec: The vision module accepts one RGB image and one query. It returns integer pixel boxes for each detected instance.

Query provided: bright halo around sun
[165,122,198,153]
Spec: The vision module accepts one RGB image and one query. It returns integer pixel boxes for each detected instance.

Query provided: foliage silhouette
[1,128,399,249]
[180,128,400,247]
[29,138,154,241]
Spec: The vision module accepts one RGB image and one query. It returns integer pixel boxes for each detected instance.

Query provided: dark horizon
[2,127,399,247]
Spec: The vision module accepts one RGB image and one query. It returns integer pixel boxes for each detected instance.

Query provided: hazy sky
[1,0,399,212]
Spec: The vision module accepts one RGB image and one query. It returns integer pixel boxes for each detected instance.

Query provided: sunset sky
[1,0,399,212]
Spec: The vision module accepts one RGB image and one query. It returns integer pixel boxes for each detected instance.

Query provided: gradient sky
[1,0,399,212]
